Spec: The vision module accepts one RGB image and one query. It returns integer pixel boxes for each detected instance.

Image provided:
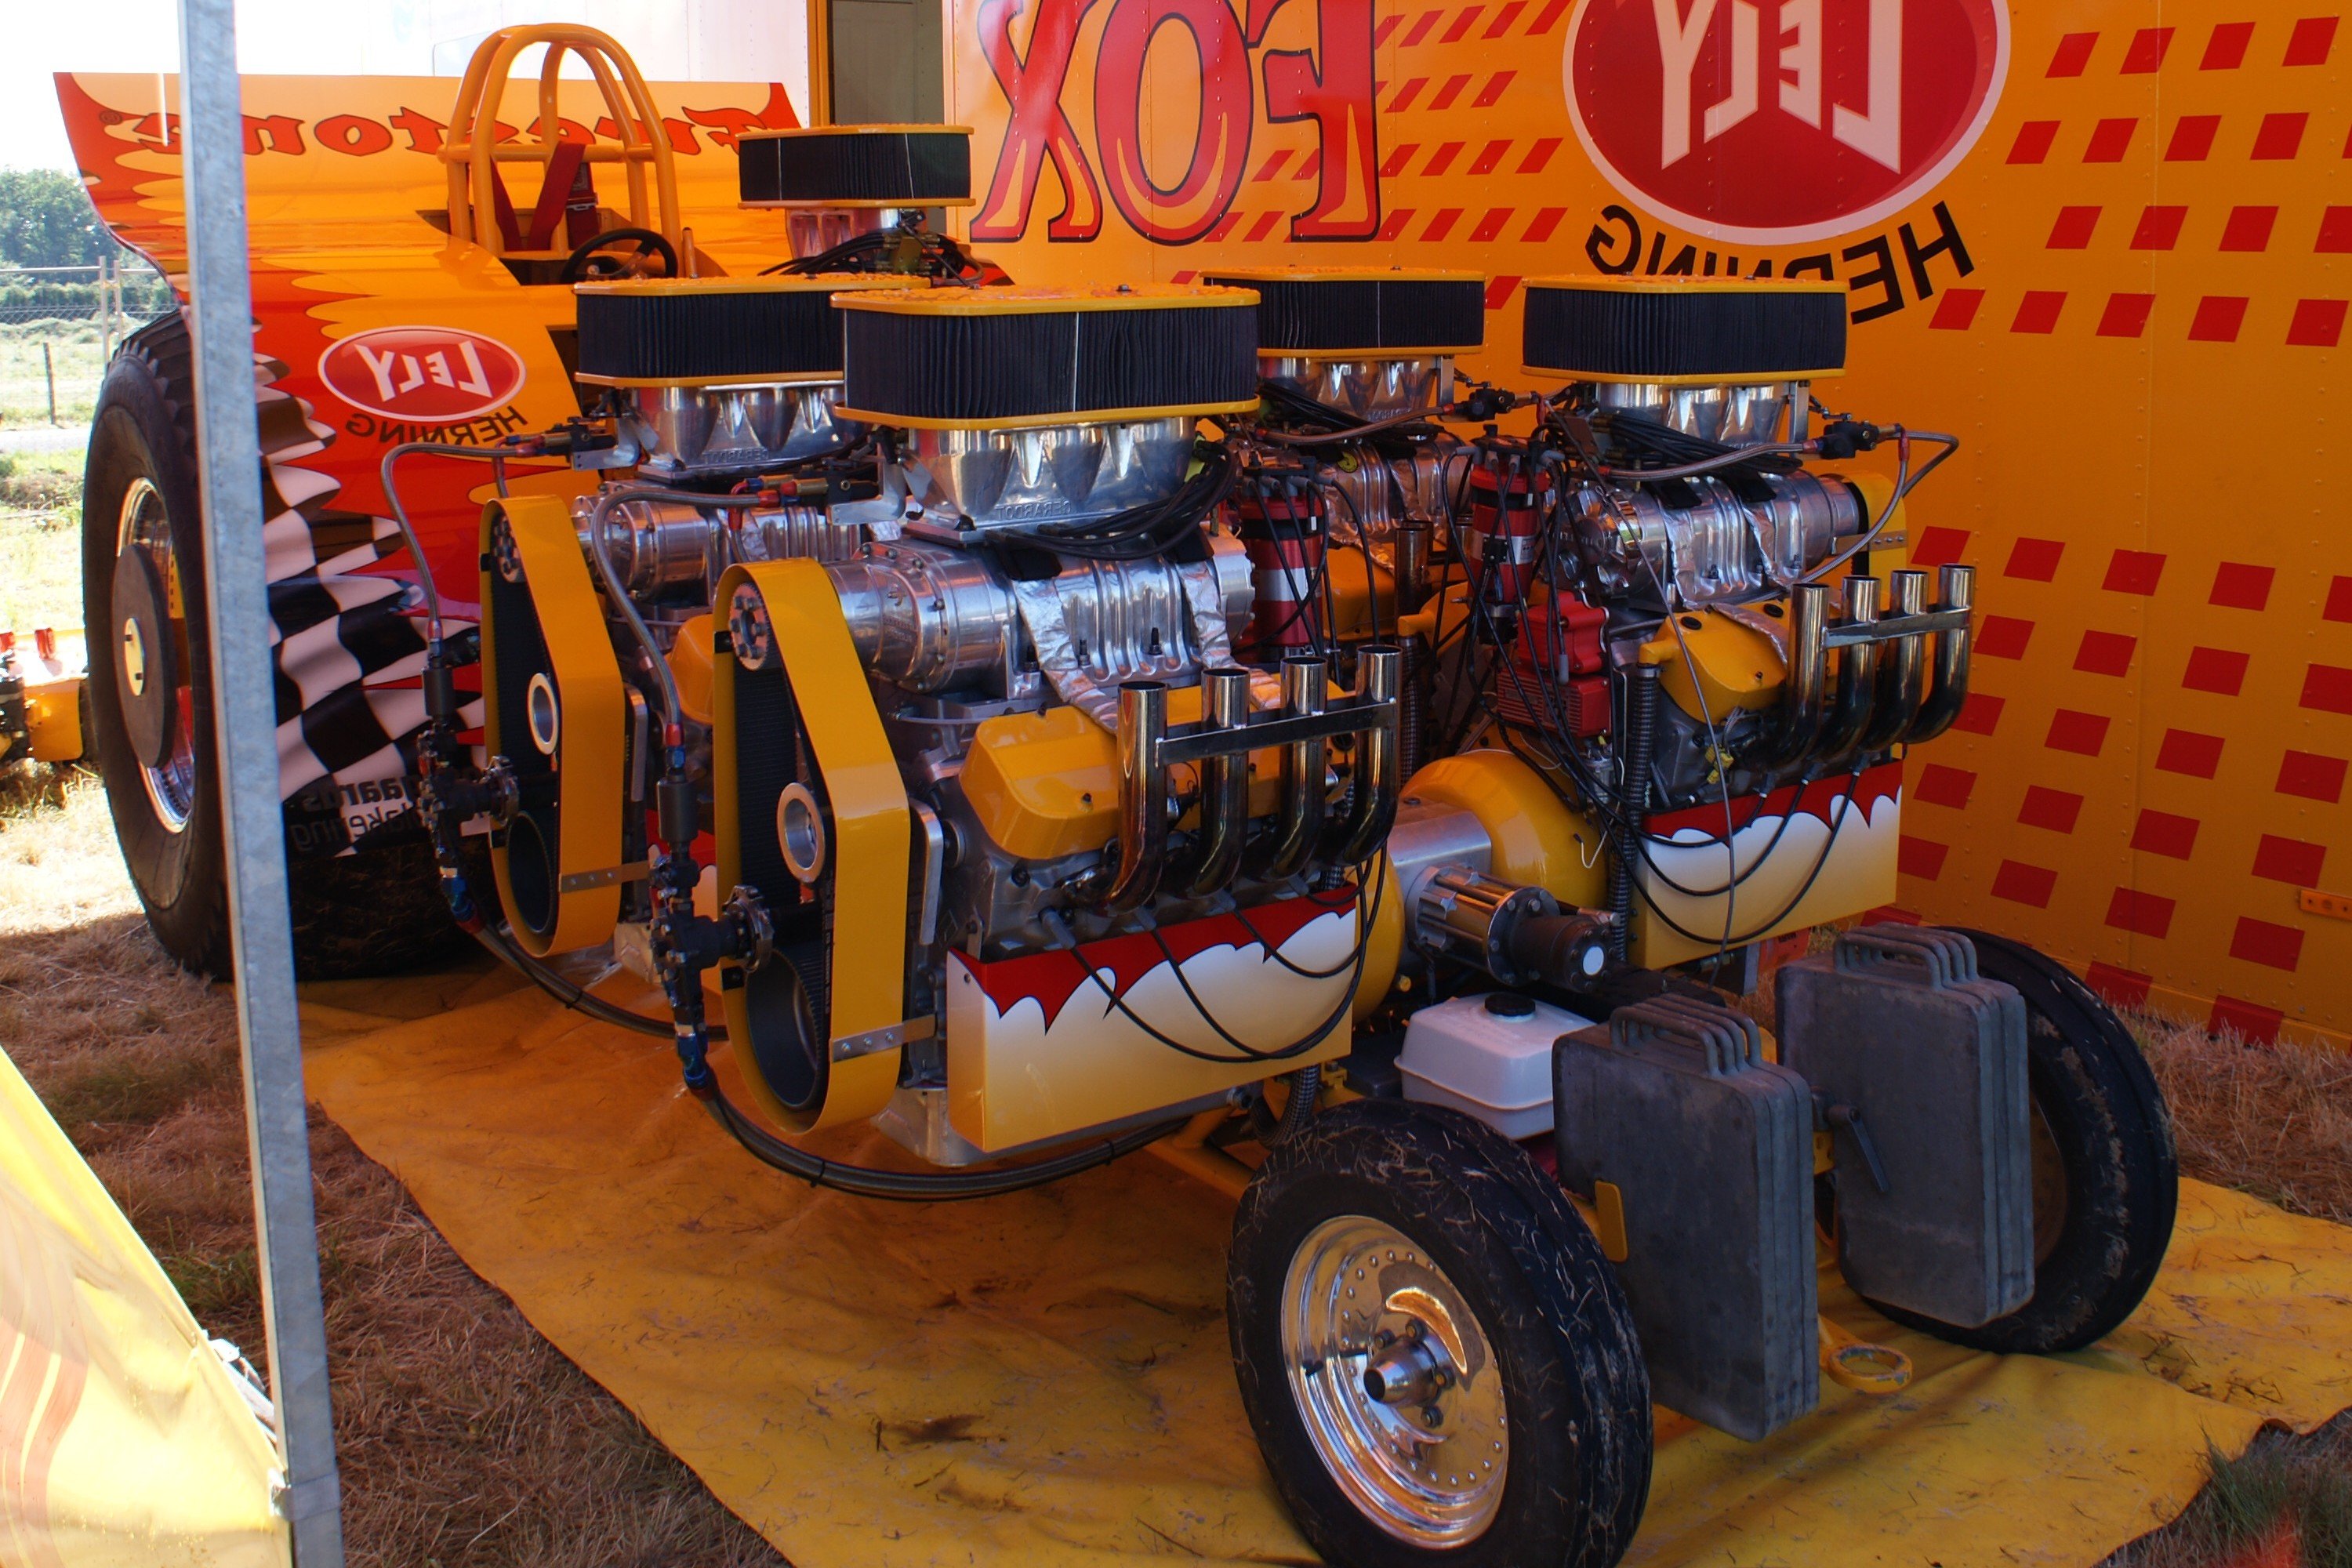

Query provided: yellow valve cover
[1641,605,1791,721]
[1318,546,1397,642]
[961,691,1284,862]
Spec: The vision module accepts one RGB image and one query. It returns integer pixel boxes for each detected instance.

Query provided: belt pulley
[713,558,914,1133]
[479,494,628,956]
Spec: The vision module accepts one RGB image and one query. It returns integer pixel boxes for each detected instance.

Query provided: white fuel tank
[1397,992,1594,1141]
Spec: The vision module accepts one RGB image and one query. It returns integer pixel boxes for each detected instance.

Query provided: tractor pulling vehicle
[58,28,2177,1566]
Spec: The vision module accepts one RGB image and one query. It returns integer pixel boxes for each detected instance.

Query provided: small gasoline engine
[387,140,2174,1568]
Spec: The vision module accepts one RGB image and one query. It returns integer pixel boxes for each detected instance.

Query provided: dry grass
[2133,1009,2352,1225]
[2104,1415,2352,1568]
[0,779,786,1568]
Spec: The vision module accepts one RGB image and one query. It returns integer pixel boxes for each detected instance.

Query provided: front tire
[1229,1100,1650,1568]
[1864,931,2179,1354]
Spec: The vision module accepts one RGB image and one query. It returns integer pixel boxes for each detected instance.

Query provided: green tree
[0,170,119,268]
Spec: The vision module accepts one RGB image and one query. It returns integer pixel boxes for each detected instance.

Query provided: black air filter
[572,278,911,385]
[836,285,1260,427]
[1201,268,1485,356]
[739,125,975,207]
[1523,279,1846,383]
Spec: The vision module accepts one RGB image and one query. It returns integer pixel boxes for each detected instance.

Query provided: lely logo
[318,326,526,422]
[1564,0,2009,246]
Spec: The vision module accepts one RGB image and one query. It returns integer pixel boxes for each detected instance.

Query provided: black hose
[706,1087,1185,1200]
[1247,1064,1322,1146]
[1609,665,1659,961]
[466,920,724,1040]
[1397,633,1428,789]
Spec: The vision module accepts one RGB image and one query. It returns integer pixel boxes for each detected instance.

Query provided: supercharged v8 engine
[713,284,1399,1156]
[459,256,1402,1166]
[1395,278,1972,973]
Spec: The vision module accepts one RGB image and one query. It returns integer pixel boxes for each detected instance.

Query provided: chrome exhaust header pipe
[1759,580,1831,768]
[1861,569,1929,750]
[1181,666,1254,897]
[1328,644,1403,866]
[1394,521,1433,616]
[1907,564,1976,743]
[1267,655,1330,879]
[1815,576,1881,771]
[1084,680,1170,914]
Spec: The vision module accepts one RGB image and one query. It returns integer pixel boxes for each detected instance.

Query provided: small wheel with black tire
[83,314,470,980]
[1860,930,2178,1354]
[1228,1099,1651,1568]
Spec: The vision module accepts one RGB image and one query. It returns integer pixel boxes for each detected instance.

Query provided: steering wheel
[558,227,680,283]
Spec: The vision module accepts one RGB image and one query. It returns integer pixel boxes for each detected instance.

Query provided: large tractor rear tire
[1229,1099,1651,1568]
[1862,931,2179,1354]
[82,314,466,981]
[83,315,231,975]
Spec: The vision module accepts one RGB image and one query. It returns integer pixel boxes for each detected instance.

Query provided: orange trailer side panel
[945,0,2351,1044]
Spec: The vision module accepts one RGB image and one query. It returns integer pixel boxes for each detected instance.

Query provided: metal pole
[172,1,346,1561]
[100,257,114,365]
[43,343,56,426]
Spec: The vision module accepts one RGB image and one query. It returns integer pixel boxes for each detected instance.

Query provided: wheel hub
[111,539,179,768]
[1282,1214,1508,1548]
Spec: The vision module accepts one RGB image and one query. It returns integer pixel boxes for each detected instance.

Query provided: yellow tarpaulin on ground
[298,964,2352,1568]
[0,1047,287,1568]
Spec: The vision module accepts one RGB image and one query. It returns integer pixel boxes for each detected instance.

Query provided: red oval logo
[318,326,527,422]
[1565,0,2009,246]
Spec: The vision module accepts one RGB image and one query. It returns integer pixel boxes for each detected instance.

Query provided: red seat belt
[524,140,590,253]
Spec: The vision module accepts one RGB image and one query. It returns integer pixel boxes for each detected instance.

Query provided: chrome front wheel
[1229,1100,1652,1568]
[1283,1215,1508,1547]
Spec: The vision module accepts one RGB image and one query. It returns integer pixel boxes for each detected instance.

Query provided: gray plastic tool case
[1777,924,2034,1328]
[1554,994,1818,1441]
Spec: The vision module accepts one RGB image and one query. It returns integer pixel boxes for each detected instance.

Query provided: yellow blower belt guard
[480,495,627,958]
[713,560,911,1134]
